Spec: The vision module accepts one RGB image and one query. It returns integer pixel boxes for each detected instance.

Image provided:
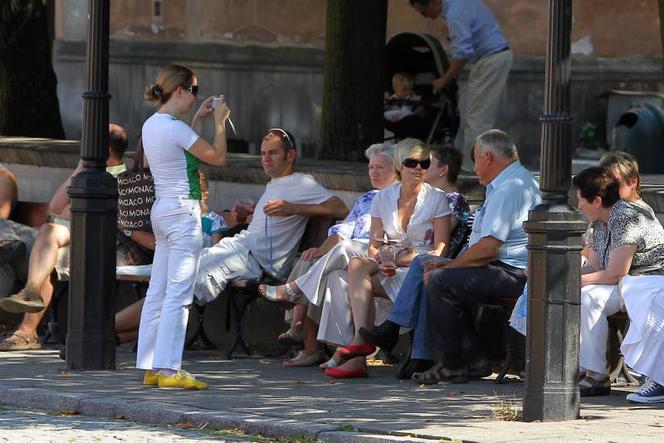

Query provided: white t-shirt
[141,113,200,200]
[370,182,451,254]
[234,172,334,278]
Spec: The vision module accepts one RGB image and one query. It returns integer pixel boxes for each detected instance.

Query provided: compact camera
[211,96,223,109]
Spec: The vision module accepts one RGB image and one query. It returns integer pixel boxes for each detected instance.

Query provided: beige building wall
[56,0,661,57]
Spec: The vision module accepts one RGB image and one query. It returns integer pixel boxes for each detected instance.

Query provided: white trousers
[136,197,202,371]
[194,236,262,305]
[579,284,622,374]
[316,269,393,347]
[455,50,513,170]
[294,239,368,306]
[620,275,664,386]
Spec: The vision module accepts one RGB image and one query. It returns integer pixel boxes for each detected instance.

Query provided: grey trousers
[455,50,513,170]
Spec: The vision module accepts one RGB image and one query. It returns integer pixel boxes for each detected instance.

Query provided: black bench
[222,216,333,359]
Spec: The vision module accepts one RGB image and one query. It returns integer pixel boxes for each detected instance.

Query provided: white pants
[455,50,513,170]
[294,239,368,306]
[620,275,664,386]
[317,269,393,347]
[194,236,263,305]
[579,284,622,375]
[136,197,202,371]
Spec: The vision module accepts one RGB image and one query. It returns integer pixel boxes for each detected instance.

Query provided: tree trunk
[319,0,387,161]
[0,0,65,138]
[660,0,664,72]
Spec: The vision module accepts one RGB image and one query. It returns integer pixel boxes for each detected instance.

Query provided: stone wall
[56,0,662,57]
[52,38,664,168]
[51,0,664,167]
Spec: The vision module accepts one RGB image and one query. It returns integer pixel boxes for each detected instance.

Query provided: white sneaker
[626,379,664,404]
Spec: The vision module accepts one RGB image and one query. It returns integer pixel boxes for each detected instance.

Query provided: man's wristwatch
[123,230,132,238]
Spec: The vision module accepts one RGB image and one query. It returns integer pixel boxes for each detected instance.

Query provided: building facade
[53,0,663,165]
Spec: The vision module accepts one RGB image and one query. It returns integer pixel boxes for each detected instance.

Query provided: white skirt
[620,275,664,385]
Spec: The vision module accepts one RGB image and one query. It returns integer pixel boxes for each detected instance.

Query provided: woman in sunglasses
[136,64,230,390]
[322,138,452,378]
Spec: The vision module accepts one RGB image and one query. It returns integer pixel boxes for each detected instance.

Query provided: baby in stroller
[384,72,428,141]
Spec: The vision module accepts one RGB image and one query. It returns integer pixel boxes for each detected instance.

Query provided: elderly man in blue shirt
[409,0,513,172]
[423,129,540,382]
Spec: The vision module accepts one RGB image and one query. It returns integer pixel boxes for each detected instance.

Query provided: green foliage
[579,122,601,150]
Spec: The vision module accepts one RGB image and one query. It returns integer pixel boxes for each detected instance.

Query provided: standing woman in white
[137,64,230,389]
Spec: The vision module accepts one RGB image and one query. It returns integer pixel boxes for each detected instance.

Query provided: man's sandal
[0,331,41,351]
[412,362,444,385]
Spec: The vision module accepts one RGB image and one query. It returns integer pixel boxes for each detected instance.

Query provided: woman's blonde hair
[599,150,640,195]
[144,64,195,107]
[393,138,429,179]
[394,138,428,167]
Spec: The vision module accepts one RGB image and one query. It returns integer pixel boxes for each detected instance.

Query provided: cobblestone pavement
[0,406,267,442]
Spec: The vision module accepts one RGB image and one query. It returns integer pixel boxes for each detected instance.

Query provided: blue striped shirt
[442,0,509,62]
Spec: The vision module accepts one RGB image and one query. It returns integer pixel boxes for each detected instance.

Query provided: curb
[0,385,438,442]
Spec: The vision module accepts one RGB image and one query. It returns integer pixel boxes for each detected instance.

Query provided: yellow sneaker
[143,370,159,386]
[157,370,208,390]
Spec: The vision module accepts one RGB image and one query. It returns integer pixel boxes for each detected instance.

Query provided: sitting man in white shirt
[194,128,349,304]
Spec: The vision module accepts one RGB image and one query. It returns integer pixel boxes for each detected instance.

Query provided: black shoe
[359,320,400,352]
[468,357,493,379]
[397,358,433,380]
[58,345,66,361]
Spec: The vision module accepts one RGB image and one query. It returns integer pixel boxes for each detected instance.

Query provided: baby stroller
[384,32,459,144]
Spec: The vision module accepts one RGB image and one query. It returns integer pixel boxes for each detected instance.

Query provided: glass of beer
[234,198,255,224]
[378,244,397,276]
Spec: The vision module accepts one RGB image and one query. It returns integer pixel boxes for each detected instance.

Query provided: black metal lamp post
[522,0,587,421]
[66,0,117,370]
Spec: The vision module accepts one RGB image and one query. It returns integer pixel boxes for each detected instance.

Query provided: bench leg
[495,324,513,384]
[226,293,256,359]
[184,304,217,350]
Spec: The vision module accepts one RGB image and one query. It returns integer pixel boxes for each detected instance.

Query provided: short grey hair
[475,129,519,161]
[365,143,396,162]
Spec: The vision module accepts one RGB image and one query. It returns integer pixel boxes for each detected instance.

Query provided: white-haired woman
[259,143,398,366]
[322,139,452,378]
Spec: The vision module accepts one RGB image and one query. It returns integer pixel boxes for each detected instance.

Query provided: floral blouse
[446,192,471,258]
[328,190,378,240]
[591,199,664,275]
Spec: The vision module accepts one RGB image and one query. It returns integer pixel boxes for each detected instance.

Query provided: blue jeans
[388,254,433,360]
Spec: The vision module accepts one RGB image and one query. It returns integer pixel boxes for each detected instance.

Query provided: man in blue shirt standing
[424,129,540,382]
[409,0,512,172]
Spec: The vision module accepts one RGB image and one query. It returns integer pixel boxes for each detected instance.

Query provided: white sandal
[259,284,299,303]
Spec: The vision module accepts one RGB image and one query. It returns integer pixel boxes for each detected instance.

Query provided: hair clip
[151,85,163,98]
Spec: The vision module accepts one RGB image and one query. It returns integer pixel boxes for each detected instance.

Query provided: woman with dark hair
[572,166,664,397]
[136,64,230,390]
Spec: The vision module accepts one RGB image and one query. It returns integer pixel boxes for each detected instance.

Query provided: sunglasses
[402,158,431,169]
[184,85,199,97]
[267,127,295,149]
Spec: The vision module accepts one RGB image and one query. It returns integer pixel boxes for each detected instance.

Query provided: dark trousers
[426,261,526,357]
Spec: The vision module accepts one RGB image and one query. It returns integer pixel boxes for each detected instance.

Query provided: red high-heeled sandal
[337,343,376,360]
[324,366,368,379]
